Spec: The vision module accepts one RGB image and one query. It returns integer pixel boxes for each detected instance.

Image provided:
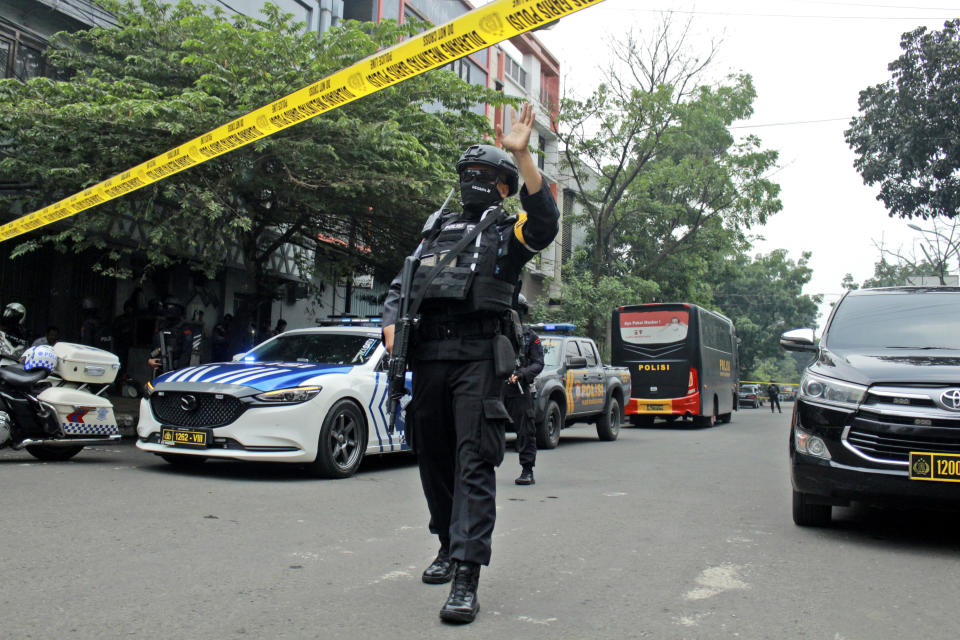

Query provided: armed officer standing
[504,294,543,485]
[382,103,558,624]
[147,298,194,376]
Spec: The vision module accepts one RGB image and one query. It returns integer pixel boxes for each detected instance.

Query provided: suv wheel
[792,490,832,527]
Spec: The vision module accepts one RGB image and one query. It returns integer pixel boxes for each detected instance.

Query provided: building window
[537,135,546,171]
[1,25,48,81]
[504,55,527,89]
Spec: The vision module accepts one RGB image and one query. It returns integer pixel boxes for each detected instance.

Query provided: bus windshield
[619,310,690,345]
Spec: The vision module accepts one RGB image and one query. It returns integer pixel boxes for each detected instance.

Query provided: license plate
[161,427,210,448]
[909,452,960,482]
[640,402,669,413]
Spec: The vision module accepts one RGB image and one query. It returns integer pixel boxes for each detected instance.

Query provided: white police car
[136,325,408,477]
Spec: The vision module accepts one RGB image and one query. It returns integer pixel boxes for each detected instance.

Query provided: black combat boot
[439,561,480,623]
[515,466,535,485]
[422,544,455,584]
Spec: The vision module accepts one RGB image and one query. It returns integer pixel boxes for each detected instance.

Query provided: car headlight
[799,372,865,410]
[253,386,321,404]
[144,380,155,397]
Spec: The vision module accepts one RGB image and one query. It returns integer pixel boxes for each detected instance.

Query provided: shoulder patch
[513,212,534,250]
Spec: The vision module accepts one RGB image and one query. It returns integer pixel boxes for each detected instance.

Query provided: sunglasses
[459,169,501,184]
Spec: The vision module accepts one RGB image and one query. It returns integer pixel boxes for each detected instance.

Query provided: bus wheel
[718,413,732,424]
[596,397,621,441]
[536,400,563,450]
[630,415,654,427]
[694,403,717,427]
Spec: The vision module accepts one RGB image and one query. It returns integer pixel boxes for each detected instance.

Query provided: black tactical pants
[407,358,509,566]
[505,387,536,469]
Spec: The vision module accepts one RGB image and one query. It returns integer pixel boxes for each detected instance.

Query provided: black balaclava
[460,175,503,218]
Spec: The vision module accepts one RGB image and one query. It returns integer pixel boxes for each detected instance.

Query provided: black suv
[782,287,960,526]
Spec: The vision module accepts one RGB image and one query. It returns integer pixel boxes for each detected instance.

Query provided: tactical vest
[412,206,517,315]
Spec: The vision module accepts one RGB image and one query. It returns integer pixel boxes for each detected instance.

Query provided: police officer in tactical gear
[504,294,544,485]
[0,302,28,361]
[382,103,559,624]
[147,298,194,375]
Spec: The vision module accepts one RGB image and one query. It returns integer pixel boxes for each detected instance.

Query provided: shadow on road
[133,449,418,482]
[817,503,960,553]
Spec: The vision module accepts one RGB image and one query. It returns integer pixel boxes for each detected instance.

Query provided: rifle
[506,309,526,394]
[159,330,172,376]
[387,256,419,434]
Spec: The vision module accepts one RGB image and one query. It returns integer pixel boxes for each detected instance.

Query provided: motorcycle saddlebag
[52,342,120,384]
[37,387,119,436]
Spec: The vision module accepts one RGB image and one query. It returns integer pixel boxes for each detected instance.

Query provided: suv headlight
[253,386,321,404]
[799,372,865,410]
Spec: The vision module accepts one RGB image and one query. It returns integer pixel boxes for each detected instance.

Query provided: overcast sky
[483,0,957,323]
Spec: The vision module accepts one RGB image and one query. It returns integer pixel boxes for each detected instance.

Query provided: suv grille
[843,384,960,464]
[150,392,245,427]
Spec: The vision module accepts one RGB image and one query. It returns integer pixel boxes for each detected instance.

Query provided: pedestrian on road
[504,294,544,486]
[767,383,782,413]
[382,103,559,625]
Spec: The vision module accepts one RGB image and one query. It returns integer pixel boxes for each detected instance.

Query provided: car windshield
[244,333,380,365]
[541,338,562,367]
[827,291,960,350]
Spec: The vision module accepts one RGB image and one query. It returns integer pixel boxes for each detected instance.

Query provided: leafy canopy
[846,20,960,220]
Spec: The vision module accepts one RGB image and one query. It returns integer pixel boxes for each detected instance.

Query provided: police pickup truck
[529,324,632,449]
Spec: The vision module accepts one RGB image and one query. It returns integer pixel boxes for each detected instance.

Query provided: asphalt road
[2,404,959,639]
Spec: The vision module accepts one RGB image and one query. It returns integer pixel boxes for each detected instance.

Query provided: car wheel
[792,490,832,527]
[630,414,654,427]
[596,397,621,441]
[25,444,84,461]
[307,399,366,479]
[160,453,208,466]
[536,400,562,449]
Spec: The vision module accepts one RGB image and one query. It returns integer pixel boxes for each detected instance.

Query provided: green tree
[859,257,941,288]
[846,20,960,220]
[749,355,800,385]
[0,0,500,307]
[712,249,821,375]
[555,19,780,343]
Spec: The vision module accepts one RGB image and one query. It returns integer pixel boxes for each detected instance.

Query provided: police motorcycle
[0,343,121,461]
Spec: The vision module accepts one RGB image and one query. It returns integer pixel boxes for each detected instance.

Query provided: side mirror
[780,328,816,352]
[566,355,588,368]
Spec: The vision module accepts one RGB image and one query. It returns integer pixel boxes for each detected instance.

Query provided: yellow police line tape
[741,380,798,387]
[0,0,607,243]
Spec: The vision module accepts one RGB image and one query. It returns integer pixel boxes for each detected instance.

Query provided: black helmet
[456,144,519,196]
[516,293,529,317]
[163,297,185,320]
[3,302,25,326]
